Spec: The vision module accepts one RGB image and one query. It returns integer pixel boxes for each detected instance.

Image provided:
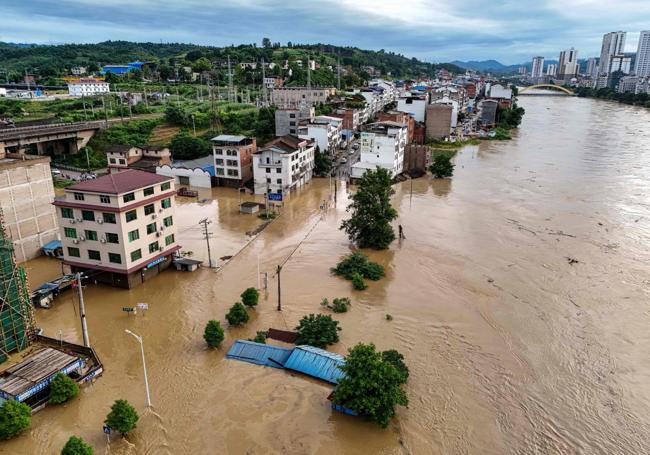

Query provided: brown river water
[3,95,650,454]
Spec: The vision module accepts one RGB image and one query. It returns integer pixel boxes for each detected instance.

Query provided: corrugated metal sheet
[266,328,298,344]
[226,340,292,368]
[283,346,346,384]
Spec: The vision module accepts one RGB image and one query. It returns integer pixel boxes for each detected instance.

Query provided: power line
[198,218,213,268]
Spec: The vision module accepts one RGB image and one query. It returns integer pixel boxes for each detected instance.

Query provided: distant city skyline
[2,0,649,64]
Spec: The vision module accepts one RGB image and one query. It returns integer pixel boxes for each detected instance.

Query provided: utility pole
[307,54,312,90]
[276,265,282,311]
[75,272,90,348]
[261,57,267,106]
[124,330,152,408]
[199,218,213,268]
[101,96,108,127]
[337,54,341,91]
[227,56,234,103]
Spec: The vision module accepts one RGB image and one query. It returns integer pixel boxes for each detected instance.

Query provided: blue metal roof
[226,340,292,368]
[42,240,62,252]
[201,165,216,177]
[283,346,346,384]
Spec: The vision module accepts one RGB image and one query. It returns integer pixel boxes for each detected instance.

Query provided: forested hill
[0,40,464,82]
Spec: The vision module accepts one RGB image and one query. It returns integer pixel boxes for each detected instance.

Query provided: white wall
[156,166,212,188]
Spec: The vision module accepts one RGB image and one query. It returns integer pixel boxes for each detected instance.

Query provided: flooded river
[4,96,650,454]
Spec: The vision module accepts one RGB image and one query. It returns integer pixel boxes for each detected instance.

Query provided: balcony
[258,161,282,168]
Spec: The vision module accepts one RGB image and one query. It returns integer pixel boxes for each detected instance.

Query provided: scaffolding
[0,209,35,363]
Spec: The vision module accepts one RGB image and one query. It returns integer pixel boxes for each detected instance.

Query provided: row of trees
[575,86,650,108]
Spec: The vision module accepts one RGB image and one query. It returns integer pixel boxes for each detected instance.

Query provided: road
[333,138,360,181]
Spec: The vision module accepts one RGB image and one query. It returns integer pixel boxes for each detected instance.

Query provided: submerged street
[4,95,650,454]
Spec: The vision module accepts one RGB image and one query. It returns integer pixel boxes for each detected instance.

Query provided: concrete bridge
[517,84,575,96]
[0,121,106,157]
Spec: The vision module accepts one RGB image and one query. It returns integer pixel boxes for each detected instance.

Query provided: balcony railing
[258,161,283,168]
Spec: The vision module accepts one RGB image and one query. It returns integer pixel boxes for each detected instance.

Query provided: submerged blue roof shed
[226,340,292,368]
[283,346,346,384]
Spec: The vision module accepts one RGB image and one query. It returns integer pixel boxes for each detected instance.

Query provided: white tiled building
[211,135,256,186]
[67,79,110,97]
[252,135,315,195]
[298,116,342,154]
[53,170,179,288]
[351,122,407,180]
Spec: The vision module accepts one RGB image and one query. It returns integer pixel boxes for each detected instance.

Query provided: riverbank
[575,86,650,108]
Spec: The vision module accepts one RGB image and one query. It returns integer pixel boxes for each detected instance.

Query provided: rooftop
[260,135,310,153]
[66,169,172,194]
[211,134,250,144]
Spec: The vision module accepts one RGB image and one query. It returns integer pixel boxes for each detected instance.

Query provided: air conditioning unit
[79,236,86,241]
[72,239,80,244]
[155,232,161,237]
[151,214,157,219]
[76,218,83,223]
[159,208,164,213]
[69,219,76,224]
[97,219,104,224]
[100,239,106,244]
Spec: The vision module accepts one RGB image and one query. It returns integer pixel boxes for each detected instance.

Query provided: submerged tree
[61,435,93,455]
[429,153,455,178]
[49,373,79,404]
[203,320,225,348]
[0,400,31,440]
[333,343,408,428]
[295,314,341,348]
[340,168,397,249]
[104,400,139,436]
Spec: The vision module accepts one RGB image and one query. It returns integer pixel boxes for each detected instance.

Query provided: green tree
[351,272,367,290]
[252,331,267,343]
[429,153,455,178]
[340,168,397,249]
[203,320,225,348]
[295,314,341,348]
[333,343,408,428]
[321,297,351,313]
[0,400,31,440]
[169,131,212,160]
[61,436,93,455]
[313,146,332,176]
[381,349,409,384]
[332,252,385,281]
[49,373,79,404]
[262,37,272,48]
[104,400,139,435]
[226,302,249,326]
[240,287,260,308]
[192,57,213,72]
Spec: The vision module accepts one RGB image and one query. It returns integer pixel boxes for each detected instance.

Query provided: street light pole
[124,330,152,408]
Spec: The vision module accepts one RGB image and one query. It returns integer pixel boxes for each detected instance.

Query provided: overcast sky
[2,0,648,64]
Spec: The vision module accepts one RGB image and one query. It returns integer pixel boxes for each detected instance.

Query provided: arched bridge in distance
[518,84,575,96]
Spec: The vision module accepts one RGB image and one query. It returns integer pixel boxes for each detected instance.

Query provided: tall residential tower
[635,31,650,77]
[599,31,626,77]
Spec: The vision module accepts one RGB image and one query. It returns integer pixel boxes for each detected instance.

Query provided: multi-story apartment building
[252,135,315,195]
[585,58,599,79]
[378,111,415,144]
[558,48,579,79]
[546,63,558,77]
[275,106,315,136]
[351,122,407,180]
[298,116,342,154]
[270,87,336,108]
[609,54,633,75]
[0,153,59,263]
[211,135,256,187]
[531,56,545,79]
[396,94,428,123]
[635,31,650,78]
[599,32,626,78]
[53,170,179,288]
[67,79,110,97]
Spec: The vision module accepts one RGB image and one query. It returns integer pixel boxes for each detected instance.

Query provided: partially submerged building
[211,135,256,187]
[351,122,407,180]
[252,135,315,195]
[53,170,179,288]
[107,145,172,174]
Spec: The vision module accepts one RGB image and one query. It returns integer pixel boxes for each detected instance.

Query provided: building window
[100,195,111,204]
[215,159,224,165]
[289,113,296,118]
[108,253,122,264]
[227,169,239,177]
[64,227,77,238]
[123,192,135,203]
[106,233,119,244]
[161,182,171,191]
[102,212,116,224]
[143,187,154,197]
[226,159,237,166]
[216,168,224,175]
[144,203,155,215]
[148,241,159,253]
[125,210,137,222]
[165,234,175,246]
[128,229,139,242]
[119,159,126,165]
[88,250,101,261]
[81,210,95,221]
[131,249,142,261]
[276,179,282,184]
[163,216,173,227]
[161,198,171,209]
[146,222,157,234]
[73,192,84,201]
[276,168,281,173]
[110,158,116,164]
[84,230,98,241]
[214,148,223,155]
[67,247,80,258]
[61,208,74,219]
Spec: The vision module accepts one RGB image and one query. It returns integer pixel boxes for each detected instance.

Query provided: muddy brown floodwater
[4,95,650,455]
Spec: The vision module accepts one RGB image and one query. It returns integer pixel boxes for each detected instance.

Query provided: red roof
[67,169,172,194]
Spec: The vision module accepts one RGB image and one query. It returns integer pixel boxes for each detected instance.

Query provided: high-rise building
[558,48,579,79]
[599,31,626,77]
[634,30,650,77]
[546,64,557,77]
[585,58,599,78]
[531,56,545,79]
[609,54,633,74]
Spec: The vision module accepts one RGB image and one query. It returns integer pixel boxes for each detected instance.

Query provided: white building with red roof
[53,169,179,288]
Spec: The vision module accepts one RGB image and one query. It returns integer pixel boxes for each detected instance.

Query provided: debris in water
[487,278,494,283]
[566,257,580,265]
[385,314,393,321]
